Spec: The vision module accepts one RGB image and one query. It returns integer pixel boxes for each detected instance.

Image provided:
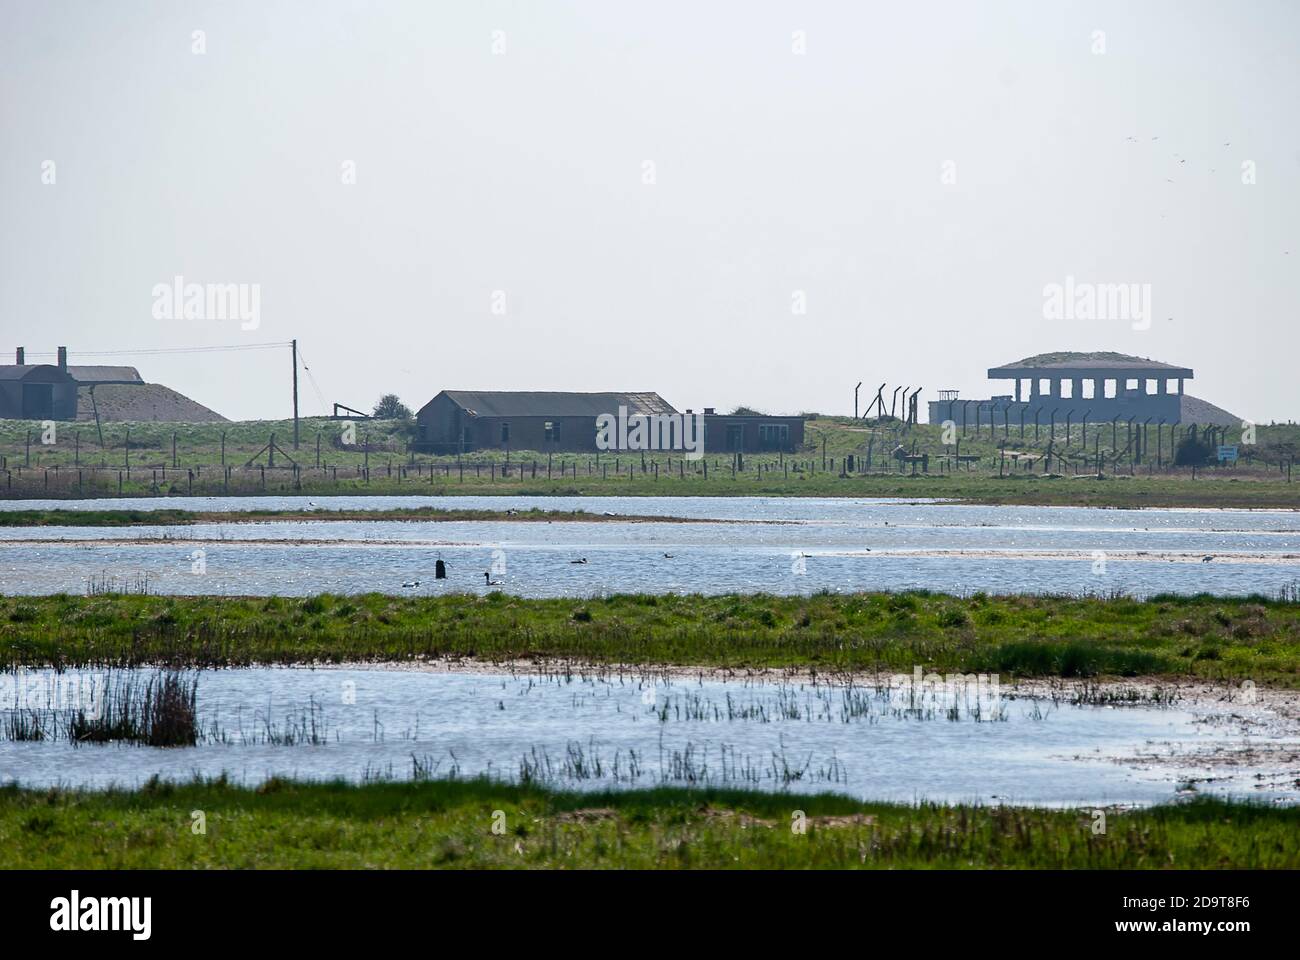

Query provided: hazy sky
[2,0,1297,422]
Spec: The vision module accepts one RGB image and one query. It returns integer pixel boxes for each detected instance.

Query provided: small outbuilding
[0,362,78,420]
[700,409,804,453]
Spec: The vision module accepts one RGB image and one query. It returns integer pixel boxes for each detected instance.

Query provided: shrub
[938,608,970,628]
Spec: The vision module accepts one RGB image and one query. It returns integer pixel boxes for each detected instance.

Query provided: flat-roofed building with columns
[928,351,1240,427]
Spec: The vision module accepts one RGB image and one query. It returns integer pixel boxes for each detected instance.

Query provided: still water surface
[1,496,1296,597]
[3,666,1292,805]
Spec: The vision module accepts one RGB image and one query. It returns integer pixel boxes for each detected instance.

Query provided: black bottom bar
[0,869,1286,945]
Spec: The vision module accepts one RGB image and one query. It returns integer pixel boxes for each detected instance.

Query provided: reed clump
[70,672,198,747]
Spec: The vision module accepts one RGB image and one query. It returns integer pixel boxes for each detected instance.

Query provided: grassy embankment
[0,507,706,527]
[3,591,1298,685]
[1,778,1293,869]
[1,416,1296,508]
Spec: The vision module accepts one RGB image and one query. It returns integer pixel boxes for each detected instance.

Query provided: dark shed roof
[438,391,677,418]
[0,364,75,382]
[67,366,143,384]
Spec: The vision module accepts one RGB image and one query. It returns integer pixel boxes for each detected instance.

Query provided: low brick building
[414,390,806,455]
[414,390,678,454]
[699,409,804,453]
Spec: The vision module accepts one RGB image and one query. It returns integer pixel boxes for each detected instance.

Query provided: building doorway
[22,383,53,419]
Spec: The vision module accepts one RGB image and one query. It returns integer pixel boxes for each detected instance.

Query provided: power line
[25,339,332,421]
[296,347,330,416]
[23,342,291,358]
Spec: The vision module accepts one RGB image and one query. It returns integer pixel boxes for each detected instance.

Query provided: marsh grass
[244,697,329,746]
[2,709,46,741]
[0,670,200,746]
[3,590,1298,685]
[69,672,198,747]
[84,572,153,596]
[0,775,1295,869]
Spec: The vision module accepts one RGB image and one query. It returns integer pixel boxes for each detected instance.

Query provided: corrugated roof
[0,364,74,381]
[440,390,678,418]
[991,352,1189,371]
[68,366,143,384]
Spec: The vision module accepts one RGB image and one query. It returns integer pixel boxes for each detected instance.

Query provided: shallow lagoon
[2,666,1295,806]
[1,496,1296,597]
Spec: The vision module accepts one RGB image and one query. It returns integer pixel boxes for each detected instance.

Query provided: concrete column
[1178,378,1184,395]
[1015,380,1022,402]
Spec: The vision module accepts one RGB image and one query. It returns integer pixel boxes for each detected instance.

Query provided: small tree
[372,394,413,420]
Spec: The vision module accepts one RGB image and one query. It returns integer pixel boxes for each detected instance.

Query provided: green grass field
[4,591,1298,684]
[1,778,1293,869]
[1,415,1296,508]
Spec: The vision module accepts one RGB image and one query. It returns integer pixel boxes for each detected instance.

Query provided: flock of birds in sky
[1122,136,1288,255]
[1124,135,1236,182]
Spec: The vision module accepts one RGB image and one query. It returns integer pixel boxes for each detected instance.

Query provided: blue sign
[1217,445,1238,463]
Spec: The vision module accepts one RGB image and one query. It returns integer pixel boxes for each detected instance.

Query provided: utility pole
[292,338,300,449]
[854,381,863,420]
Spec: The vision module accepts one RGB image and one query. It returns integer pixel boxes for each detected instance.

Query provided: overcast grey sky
[2,0,1297,422]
